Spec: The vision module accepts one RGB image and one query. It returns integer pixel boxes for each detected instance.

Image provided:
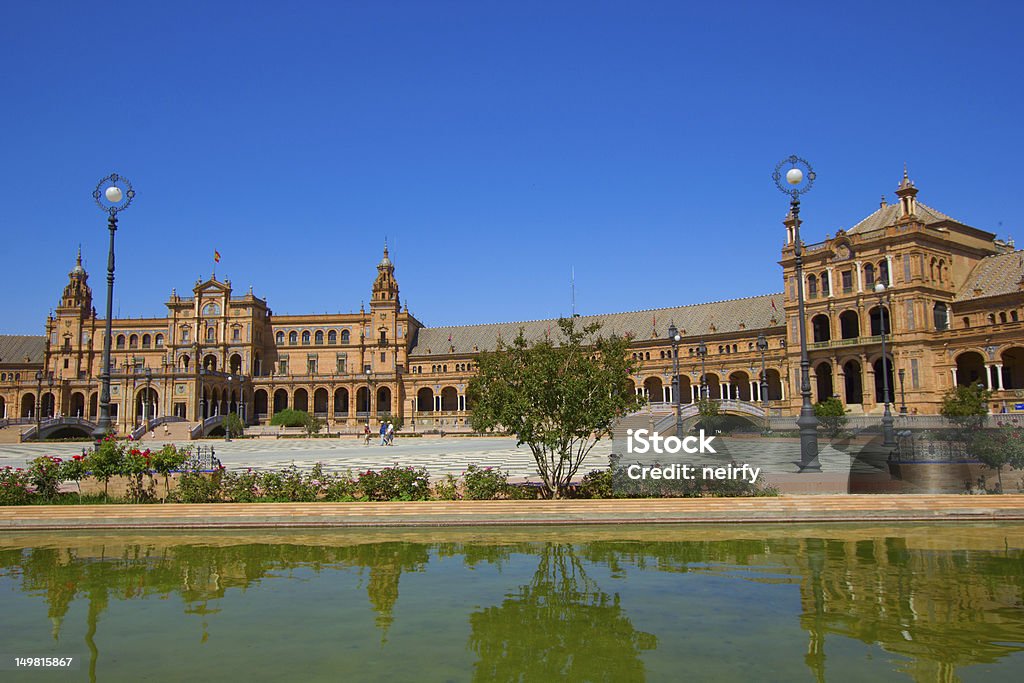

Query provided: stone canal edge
[3,495,1024,529]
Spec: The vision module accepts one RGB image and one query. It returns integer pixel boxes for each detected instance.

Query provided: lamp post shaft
[791,197,821,470]
[92,213,118,445]
[879,292,896,446]
[671,342,682,437]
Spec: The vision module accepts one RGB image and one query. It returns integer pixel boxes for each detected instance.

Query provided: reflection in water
[1,526,1023,682]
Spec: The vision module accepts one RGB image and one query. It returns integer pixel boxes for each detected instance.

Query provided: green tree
[467,318,640,499]
[813,397,848,438]
[270,408,311,427]
[940,384,990,434]
[969,424,1024,492]
[696,398,724,435]
[303,414,324,436]
[224,412,244,438]
[87,437,125,498]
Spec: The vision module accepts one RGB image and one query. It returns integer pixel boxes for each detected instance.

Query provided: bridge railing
[190,415,225,439]
[130,415,186,441]
[20,417,97,442]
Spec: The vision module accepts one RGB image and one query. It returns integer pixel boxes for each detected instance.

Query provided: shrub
[322,470,358,501]
[697,398,725,434]
[257,463,323,501]
[0,465,33,505]
[224,412,245,438]
[970,425,1024,492]
[123,447,156,503]
[221,468,261,502]
[463,465,512,500]
[60,455,89,497]
[434,474,460,500]
[88,436,125,497]
[27,455,65,500]
[270,409,312,428]
[357,466,430,501]
[304,415,324,437]
[150,444,188,497]
[577,468,613,498]
[170,469,223,503]
[814,397,848,438]
[941,384,990,435]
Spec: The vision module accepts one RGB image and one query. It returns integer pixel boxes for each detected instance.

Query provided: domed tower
[58,247,93,316]
[371,242,400,308]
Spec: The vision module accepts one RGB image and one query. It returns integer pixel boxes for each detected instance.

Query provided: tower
[895,165,919,218]
[369,242,401,375]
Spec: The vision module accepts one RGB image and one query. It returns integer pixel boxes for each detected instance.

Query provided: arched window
[933,303,949,331]
[116,334,126,349]
[129,334,139,348]
[820,271,830,296]
[1000,312,1008,324]
[962,316,971,329]
[807,274,818,298]
[155,334,164,348]
[878,260,889,285]
[289,331,298,345]
[202,302,221,316]
[181,326,190,342]
[206,327,216,342]
[864,263,875,287]
[328,330,337,344]
[315,330,324,345]
[989,313,997,325]
[142,334,151,348]
[341,330,350,344]
[301,331,311,345]
[276,331,285,344]
[1013,311,1020,322]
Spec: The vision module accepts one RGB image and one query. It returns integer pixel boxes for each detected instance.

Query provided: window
[933,303,949,331]
[906,301,915,331]
[808,274,818,299]
[879,260,889,285]
[341,330,350,344]
[903,254,912,282]
[307,359,317,375]
[1013,311,1020,322]
[1000,312,1008,324]
[202,303,221,316]
[142,334,151,348]
[129,334,138,349]
[380,352,386,363]
[232,328,241,341]
[289,331,298,345]
[276,331,285,344]
[379,330,387,344]
[336,355,347,373]
[962,316,971,329]
[278,358,289,375]
[116,335,126,349]
[911,358,920,389]
[328,330,337,344]
[864,264,875,287]
[820,272,830,296]
[302,331,311,345]
[315,330,324,345]
[155,334,164,348]
[181,327,190,343]
[206,327,216,342]
[841,270,852,293]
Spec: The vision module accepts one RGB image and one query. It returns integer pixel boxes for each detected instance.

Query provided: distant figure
[379,421,388,446]
[163,424,170,436]
[385,421,395,446]
[363,424,372,445]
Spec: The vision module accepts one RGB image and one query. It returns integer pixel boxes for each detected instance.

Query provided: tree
[813,397,848,438]
[224,412,244,438]
[303,414,324,437]
[270,408,311,427]
[969,424,1024,492]
[696,398,724,435]
[468,318,641,499]
[940,384,990,444]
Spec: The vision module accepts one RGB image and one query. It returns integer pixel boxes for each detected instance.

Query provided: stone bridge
[20,417,97,442]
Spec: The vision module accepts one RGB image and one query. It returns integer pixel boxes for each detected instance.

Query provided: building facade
[1,171,1022,435]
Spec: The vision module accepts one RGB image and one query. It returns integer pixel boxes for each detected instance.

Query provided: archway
[21,393,35,418]
[0,396,5,419]
[254,389,268,417]
[643,377,663,402]
[839,310,860,340]
[765,369,783,401]
[294,388,309,413]
[313,388,329,414]
[955,352,986,388]
[868,306,891,337]
[41,392,56,418]
[872,357,895,404]
[417,387,434,412]
[814,363,834,403]
[89,393,98,419]
[440,386,459,411]
[1001,347,1024,390]
[334,388,349,415]
[135,387,159,422]
[728,371,751,401]
[70,392,86,418]
[356,386,371,413]
[211,388,221,416]
[842,360,863,404]
[811,314,831,343]
[704,373,721,400]
[376,386,392,414]
[273,388,288,413]
[676,375,693,404]
[203,354,218,372]
[229,353,243,375]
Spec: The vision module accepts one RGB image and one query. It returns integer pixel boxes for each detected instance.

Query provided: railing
[129,415,185,441]
[182,445,222,471]
[809,335,883,350]
[190,414,225,439]
[20,416,97,442]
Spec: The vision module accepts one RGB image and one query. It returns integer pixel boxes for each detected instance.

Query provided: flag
[214,250,221,263]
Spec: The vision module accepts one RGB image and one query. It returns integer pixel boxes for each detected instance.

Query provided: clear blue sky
[1,1,1021,334]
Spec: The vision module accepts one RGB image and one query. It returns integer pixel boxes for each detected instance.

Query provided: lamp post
[47,375,54,418]
[199,368,207,421]
[667,323,682,437]
[225,374,232,441]
[757,333,769,433]
[91,173,135,447]
[35,370,43,437]
[365,368,374,430]
[897,368,907,416]
[774,156,820,470]
[696,340,708,400]
[874,282,896,446]
[144,367,152,430]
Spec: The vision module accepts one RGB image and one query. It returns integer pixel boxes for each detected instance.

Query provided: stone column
[855,261,863,292]
[995,364,1004,390]
[750,380,757,401]
[826,267,834,297]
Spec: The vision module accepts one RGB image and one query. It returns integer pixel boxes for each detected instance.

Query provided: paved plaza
[0,434,886,482]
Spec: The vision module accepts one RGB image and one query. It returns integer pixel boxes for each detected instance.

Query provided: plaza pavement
[0,435,885,482]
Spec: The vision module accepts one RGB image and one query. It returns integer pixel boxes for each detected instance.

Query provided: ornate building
[1,171,1022,436]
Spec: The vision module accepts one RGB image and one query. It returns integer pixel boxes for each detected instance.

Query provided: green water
[1,525,1023,682]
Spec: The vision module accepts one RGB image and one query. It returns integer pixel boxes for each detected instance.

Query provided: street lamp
[897,368,907,415]
[144,367,152,430]
[91,173,135,447]
[35,370,43,437]
[667,322,682,437]
[874,282,896,446]
[696,340,708,399]
[225,374,232,441]
[47,375,54,418]
[365,367,374,430]
[757,333,769,434]
[773,155,820,471]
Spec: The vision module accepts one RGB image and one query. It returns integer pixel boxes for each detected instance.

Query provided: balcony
[809,335,883,351]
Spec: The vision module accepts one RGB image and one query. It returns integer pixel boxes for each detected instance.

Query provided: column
[780,375,786,401]
[723,382,731,400]
[750,380,757,401]
[665,385,672,403]
[691,385,698,401]
[886,255,894,284]
[855,261,863,292]
[995,364,1004,390]
[826,267,834,297]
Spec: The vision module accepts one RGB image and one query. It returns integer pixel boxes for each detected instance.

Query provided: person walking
[385,420,395,446]
[379,421,387,446]
[363,424,371,445]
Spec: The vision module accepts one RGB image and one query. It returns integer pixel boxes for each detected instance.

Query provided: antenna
[571,266,576,317]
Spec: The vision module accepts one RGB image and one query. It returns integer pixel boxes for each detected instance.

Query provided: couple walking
[379,420,395,446]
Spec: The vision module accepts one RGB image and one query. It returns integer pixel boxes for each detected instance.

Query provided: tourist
[379,421,387,446]
[385,420,395,445]
[363,424,371,445]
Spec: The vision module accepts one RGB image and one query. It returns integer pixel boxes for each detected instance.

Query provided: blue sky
[1,1,1021,334]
